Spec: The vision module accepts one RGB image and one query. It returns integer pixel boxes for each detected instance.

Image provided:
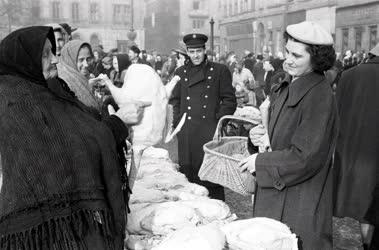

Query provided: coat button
[188,116,192,120]
[210,67,213,71]
[184,70,187,73]
[188,106,191,110]
[202,115,206,119]
[186,96,190,100]
[203,105,206,108]
[208,76,211,80]
[185,78,188,81]
[207,85,210,88]
[205,95,208,98]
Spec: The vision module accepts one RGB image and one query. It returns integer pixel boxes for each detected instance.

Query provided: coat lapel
[268,85,289,139]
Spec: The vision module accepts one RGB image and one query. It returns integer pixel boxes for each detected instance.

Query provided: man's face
[187,47,205,65]
[41,39,58,80]
[54,31,64,56]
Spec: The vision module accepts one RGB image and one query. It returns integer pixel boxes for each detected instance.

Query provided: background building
[0,0,145,52]
[144,0,222,54]
[335,0,379,54]
[219,0,337,58]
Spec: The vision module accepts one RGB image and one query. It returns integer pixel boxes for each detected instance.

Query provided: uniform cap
[286,21,333,45]
[183,33,208,48]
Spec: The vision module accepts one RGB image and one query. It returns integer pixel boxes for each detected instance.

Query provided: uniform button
[210,67,213,71]
[208,76,212,79]
[185,78,188,81]
[188,116,192,120]
[188,106,191,110]
[207,85,210,88]
[205,95,208,98]
[202,116,206,119]
[186,96,190,100]
[184,70,187,73]
[203,105,207,108]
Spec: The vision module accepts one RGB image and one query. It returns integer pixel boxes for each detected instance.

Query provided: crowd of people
[0,20,378,250]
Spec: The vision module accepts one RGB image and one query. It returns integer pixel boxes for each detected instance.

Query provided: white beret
[286,21,334,45]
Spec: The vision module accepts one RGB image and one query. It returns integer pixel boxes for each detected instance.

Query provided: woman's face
[77,46,93,78]
[284,39,312,77]
[41,39,58,80]
[113,56,119,72]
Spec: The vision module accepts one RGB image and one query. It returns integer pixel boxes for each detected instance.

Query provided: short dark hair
[284,31,336,74]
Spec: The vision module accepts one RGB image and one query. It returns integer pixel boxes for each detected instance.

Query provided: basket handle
[213,115,260,141]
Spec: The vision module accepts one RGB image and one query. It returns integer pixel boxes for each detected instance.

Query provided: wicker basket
[198,115,259,196]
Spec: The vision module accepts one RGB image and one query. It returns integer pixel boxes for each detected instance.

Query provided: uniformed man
[170,33,237,201]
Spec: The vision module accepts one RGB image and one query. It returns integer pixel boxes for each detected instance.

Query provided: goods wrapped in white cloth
[233,106,261,122]
[126,147,298,250]
[151,223,226,250]
[222,217,298,250]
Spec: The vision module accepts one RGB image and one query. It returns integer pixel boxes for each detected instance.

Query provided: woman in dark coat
[240,21,339,249]
[0,26,146,250]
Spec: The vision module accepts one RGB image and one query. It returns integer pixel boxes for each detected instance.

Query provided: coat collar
[186,59,210,87]
[287,72,324,107]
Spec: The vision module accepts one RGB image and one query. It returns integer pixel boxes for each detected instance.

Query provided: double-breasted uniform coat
[171,59,237,200]
[254,72,339,249]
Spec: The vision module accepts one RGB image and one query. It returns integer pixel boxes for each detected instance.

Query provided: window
[151,13,155,27]
[234,0,238,14]
[52,1,60,19]
[269,30,273,42]
[355,27,362,52]
[72,2,79,22]
[229,3,232,16]
[113,4,130,25]
[193,1,200,10]
[223,3,227,17]
[90,3,100,23]
[369,25,377,50]
[192,19,205,29]
[342,28,349,53]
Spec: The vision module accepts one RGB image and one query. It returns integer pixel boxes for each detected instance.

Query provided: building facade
[219,0,337,57]
[335,0,379,54]
[0,0,144,52]
[143,0,222,54]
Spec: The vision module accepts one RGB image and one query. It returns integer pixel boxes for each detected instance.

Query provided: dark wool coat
[254,72,339,250]
[334,57,379,226]
[171,59,237,189]
[0,27,128,250]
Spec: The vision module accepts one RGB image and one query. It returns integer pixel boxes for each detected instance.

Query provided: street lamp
[209,17,215,60]
[127,0,137,41]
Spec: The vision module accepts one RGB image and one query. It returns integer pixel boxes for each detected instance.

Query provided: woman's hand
[108,101,151,125]
[250,125,272,152]
[238,153,258,174]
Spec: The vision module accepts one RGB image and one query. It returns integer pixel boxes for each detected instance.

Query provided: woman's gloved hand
[249,125,272,152]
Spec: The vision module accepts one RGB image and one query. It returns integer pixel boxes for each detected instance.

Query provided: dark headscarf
[0,26,56,86]
[115,54,131,73]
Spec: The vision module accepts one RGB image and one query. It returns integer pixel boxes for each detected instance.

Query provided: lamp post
[209,17,215,60]
[127,0,137,42]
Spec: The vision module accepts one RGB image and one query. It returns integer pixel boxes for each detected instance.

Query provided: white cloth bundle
[152,223,226,250]
[222,217,298,250]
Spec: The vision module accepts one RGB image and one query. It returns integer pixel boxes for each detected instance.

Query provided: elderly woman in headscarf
[110,54,131,87]
[0,26,149,250]
[239,21,339,249]
[57,40,102,111]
